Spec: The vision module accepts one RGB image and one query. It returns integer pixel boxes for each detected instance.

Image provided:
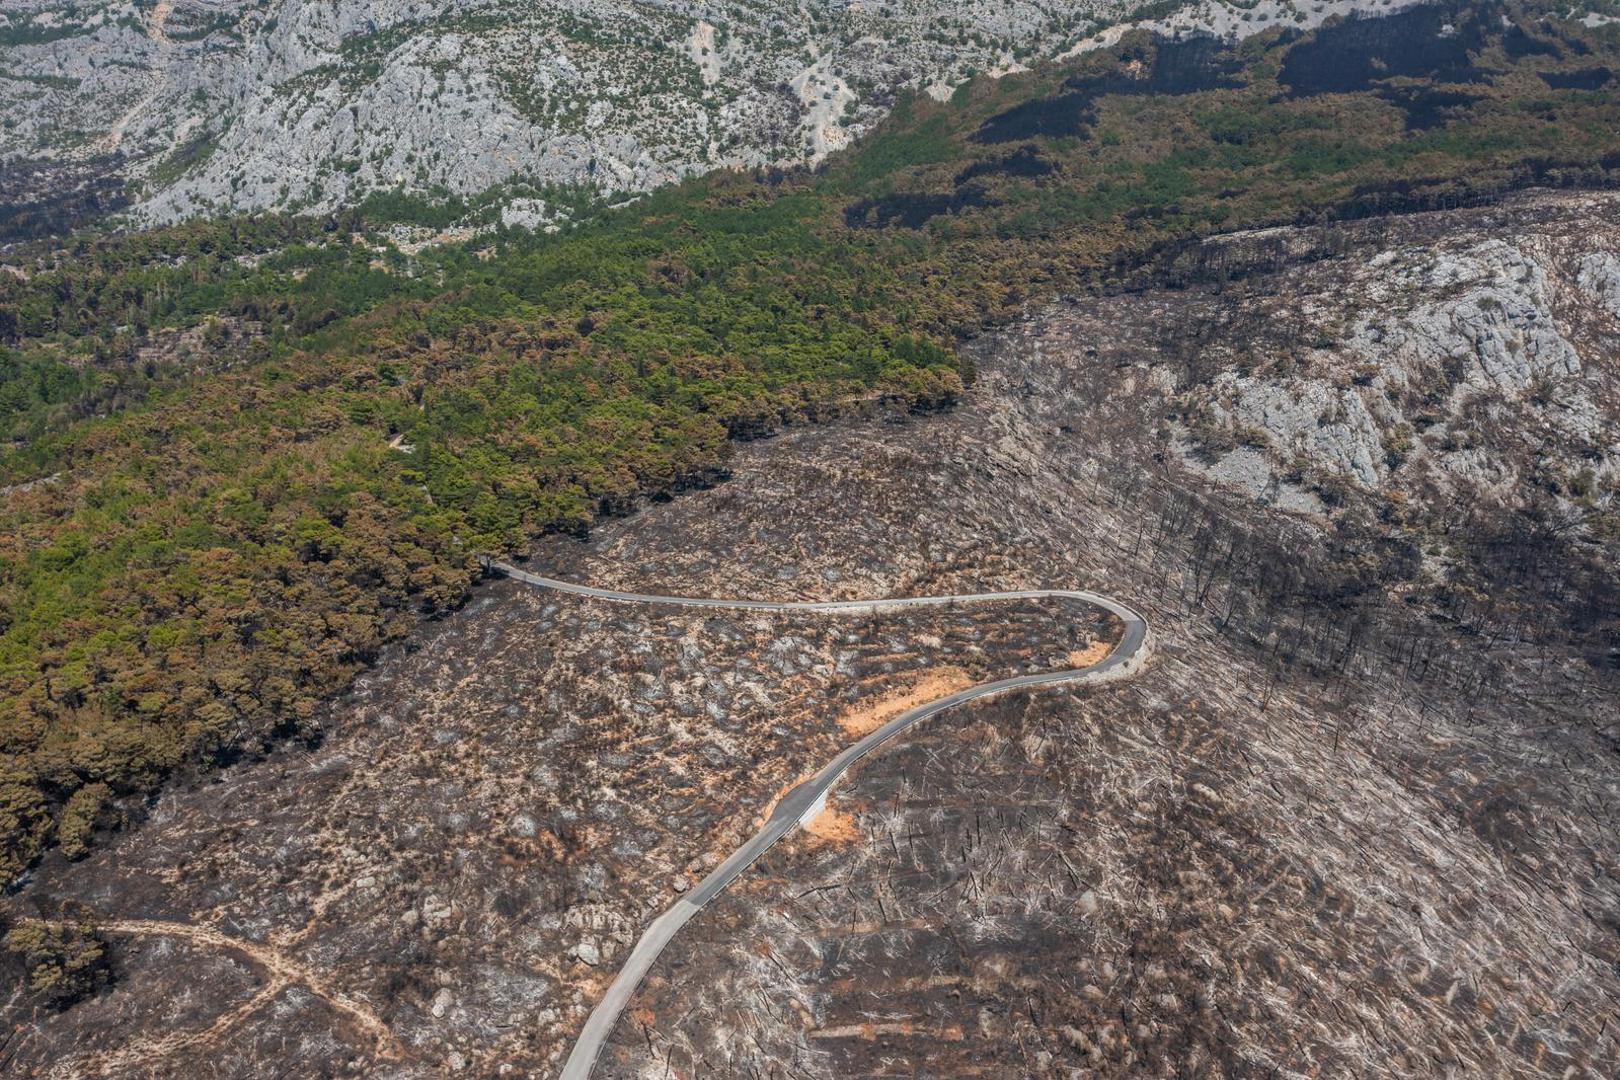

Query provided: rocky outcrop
[1175,195,1620,515]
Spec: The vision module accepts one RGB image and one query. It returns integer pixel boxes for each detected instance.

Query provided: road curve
[483,560,1150,1080]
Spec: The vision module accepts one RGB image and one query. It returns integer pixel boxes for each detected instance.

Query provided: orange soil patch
[836,666,975,737]
[1067,638,1113,667]
[802,802,862,844]
[752,668,982,844]
[758,772,862,845]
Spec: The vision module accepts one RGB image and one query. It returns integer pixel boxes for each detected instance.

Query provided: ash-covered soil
[0,495,1110,1075]
[6,190,1620,1079]
[584,191,1620,1080]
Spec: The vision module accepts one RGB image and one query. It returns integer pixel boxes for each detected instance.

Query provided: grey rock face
[1576,250,1620,318]
[0,0,1415,222]
[1222,379,1387,487]
[1176,194,1620,515]
[1364,241,1582,395]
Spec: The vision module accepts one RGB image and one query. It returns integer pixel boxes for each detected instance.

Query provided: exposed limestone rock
[1173,199,1620,512]
[0,0,1418,222]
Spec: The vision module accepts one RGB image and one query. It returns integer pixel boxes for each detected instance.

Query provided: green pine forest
[3,2,1620,878]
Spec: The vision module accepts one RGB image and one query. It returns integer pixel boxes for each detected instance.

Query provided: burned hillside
[2,191,1617,1078]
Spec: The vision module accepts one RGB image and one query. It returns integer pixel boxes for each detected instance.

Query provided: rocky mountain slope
[0,0,1416,228]
[1,4,1617,1074]
[1142,199,1620,571]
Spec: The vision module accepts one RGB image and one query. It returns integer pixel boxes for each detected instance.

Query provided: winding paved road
[484,560,1151,1080]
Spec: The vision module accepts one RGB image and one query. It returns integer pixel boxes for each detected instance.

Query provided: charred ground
[3,192,1618,1078]
[587,190,1620,1078]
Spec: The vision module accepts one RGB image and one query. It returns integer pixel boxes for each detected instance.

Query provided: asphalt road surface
[484,560,1151,1080]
